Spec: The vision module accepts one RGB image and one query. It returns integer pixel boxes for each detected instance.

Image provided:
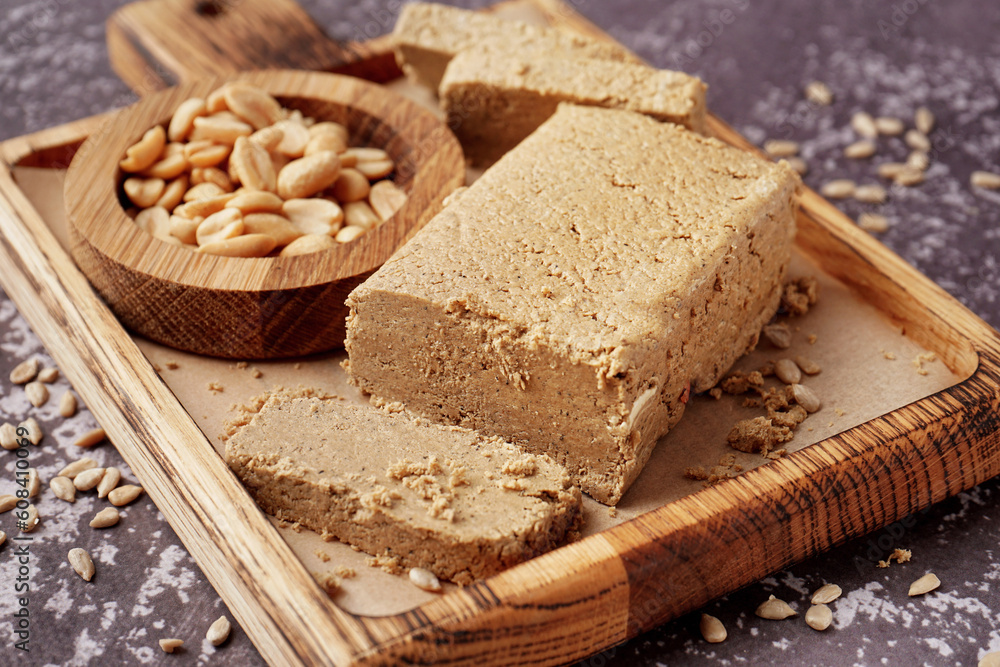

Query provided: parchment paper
[12,21,965,612]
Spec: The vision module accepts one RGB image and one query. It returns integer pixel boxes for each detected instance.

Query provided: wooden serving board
[1,0,999,665]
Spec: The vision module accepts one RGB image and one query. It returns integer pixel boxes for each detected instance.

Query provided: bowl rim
[64,69,464,292]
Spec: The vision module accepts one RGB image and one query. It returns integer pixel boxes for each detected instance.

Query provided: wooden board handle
[106,0,399,94]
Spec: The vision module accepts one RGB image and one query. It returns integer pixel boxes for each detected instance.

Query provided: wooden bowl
[64,70,464,359]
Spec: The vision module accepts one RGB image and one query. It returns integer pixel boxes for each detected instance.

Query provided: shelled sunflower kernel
[119,83,408,257]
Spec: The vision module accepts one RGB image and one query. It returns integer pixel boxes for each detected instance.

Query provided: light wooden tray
[1,0,998,664]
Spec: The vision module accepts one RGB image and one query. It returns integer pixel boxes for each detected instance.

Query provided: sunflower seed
[980,651,1000,667]
[851,111,878,139]
[58,458,98,478]
[19,418,42,445]
[700,613,727,643]
[59,391,77,418]
[804,80,833,106]
[908,572,941,596]
[74,428,106,449]
[26,468,41,498]
[0,531,5,547]
[877,162,908,180]
[805,603,833,631]
[74,467,106,491]
[764,139,800,158]
[858,213,889,233]
[854,184,887,204]
[51,476,76,503]
[844,140,876,159]
[971,171,1000,190]
[159,638,184,653]
[775,359,802,385]
[790,383,822,413]
[25,381,49,407]
[408,567,442,592]
[895,167,925,186]
[763,322,793,349]
[97,467,122,499]
[794,355,822,375]
[820,179,855,199]
[914,106,935,135]
[811,583,842,604]
[206,615,232,646]
[109,485,144,507]
[904,129,931,152]
[906,151,930,172]
[0,423,17,450]
[69,548,95,581]
[90,507,120,528]
[755,595,797,620]
[20,504,39,532]
[10,358,39,384]
[874,116,904,136]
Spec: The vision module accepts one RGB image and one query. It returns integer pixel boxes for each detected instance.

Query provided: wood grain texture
[0,0,996,665]
[64,69,463,358]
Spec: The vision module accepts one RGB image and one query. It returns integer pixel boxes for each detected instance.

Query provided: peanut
[249,125,284,151]
[343,201,380,230]
[191,166,233,192]
[170,215,202,245]
[190,114,253,144]
[277,152,341,199]
[309,121,349,144]
[197,233,277,258]
[184,182,227,202]
[168,97,207,141]
[242,213,303,246]
[120,125,166,173]
[155,175,189,211]
[196,208,244,246]
[282,198,343,235]
[174,193,235,219]
[332,168,370,203]
[335,225,367,243]
[135,206,172,239]
[142,153,188,180]
[369,180,407,221]
[273,119,311,157]
[226,191,284,214]
[224,83,283,130]
[279,234,338,257]
[124,177,166,208]
[231,136,277,192]
[186,143,231,168]
[355,159,394,180]
[305,132,347,156]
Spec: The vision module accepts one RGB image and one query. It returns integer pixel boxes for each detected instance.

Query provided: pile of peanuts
[119,82,408,257]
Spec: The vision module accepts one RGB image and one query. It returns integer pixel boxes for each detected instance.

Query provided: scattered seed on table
[9,358,39,384]
[877,162,908,180]
[408,567,442,592]
[0,531,5,547]
[25,381,49,407]
[37,367,59,383]
[755,595,797,620]
[20,504,39,532]
[907,151,930,171]
[794,355,822,375]
[858,213,889,233]
[971,171,1000,190]
[905,129,931,152]
[775,359,802,385]
[763,322,793,349]
[90,507,120,528]
[851,111,878,138]
[908,572,941,596]
[74,468,106,491]
[811,583,842,605]
[0,423,16,450]
[805,603,833,631]
[206,615,232,646]
[0,495,17,513]
[764,139,800,158]
[874,116,904,135]
[51,476,76,503]
[914,106,935,135]
[69,548,95,581]
[20,417,43,445]
[159,638,184,653]
[26,468,41,498]
[854,184,887,204]
[791,383,822,412]
[700,613,727,643]
[820,179,855,199]
[786,156,808,175]
[58,458,99,478]
[109,484,144,506]
[97,467,122,499]
[979,651,1000,667]
[844,140,876,159]
[804,80,833,106]
[895,167,925,186]
[59,391,77,418]
[74,428,107,449]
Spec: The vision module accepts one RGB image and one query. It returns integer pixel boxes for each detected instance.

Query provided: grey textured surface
[0,0,998,665]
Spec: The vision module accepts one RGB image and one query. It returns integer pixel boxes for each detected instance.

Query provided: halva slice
[225,391,581,585]
[440,48,707,165]
[345,104,800,505]
[391,2,640,90]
